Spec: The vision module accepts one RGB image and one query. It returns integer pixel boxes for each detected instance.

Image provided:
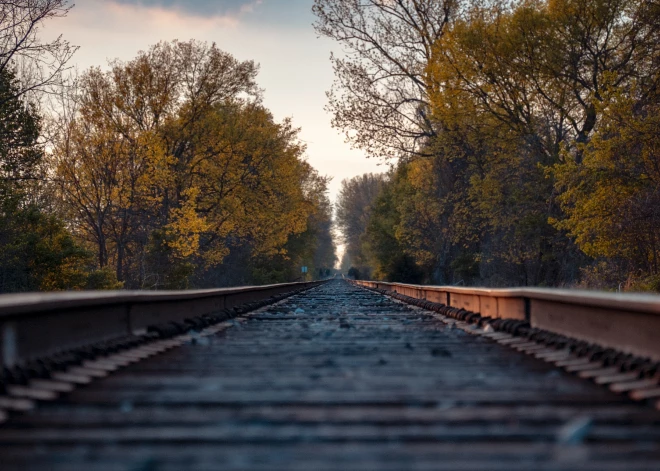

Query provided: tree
[0,205,119,292]
[429,0,657,163]
[0,4,123,293]
[0,67,117,292]
[304,169,338,277]
[54,41,261,286]
[0,68,42,192]
[554,75,660,289]
[313,0,460,158]
[249,166,337,284]
[337,0,660,289]
[420,0,658,286]
[335,173,385,273]
[55,40,334,288]
[0,0,77,103]
[364,166,423,283]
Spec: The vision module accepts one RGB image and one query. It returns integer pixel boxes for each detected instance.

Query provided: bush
[85,267,124,290]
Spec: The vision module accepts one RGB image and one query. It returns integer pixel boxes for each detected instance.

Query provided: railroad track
[1,279,660,470]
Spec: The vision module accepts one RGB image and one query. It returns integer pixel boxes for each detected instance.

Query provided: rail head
[356,281,660,315]
[352,280,660,361]
[0,280,328,367]
[0,282,319,319]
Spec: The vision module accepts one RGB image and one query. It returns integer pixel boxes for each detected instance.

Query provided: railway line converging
[1,279,660,470]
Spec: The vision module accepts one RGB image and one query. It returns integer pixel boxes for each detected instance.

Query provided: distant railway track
[1,279,660,469]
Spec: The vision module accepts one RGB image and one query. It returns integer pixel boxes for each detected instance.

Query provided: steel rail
[4,280,660,470]
[350,281,660,361]
[0,280,327,368]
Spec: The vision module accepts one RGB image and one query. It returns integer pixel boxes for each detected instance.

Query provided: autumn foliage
[0,38,335,291]
[325,0,660,291]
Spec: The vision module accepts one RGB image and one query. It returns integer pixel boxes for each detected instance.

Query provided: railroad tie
[0,280,659,470]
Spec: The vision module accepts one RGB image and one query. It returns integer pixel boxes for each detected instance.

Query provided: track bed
[1,280,659,470]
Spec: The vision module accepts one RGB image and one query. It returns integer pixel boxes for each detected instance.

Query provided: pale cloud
[109,0,262,17]
[48,0,243,58]
[91,1,242,32]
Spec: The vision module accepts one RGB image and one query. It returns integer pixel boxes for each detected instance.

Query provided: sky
[42,0,385,202]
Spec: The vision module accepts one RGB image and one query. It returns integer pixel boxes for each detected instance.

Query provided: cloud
[110,0,261,17]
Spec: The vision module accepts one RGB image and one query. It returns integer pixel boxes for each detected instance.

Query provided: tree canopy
[322,0,660,291]
[0,33,336,291]
[52,40,335,289]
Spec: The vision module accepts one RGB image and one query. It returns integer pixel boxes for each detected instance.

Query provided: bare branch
[313,0,461,159]
[0,0,77,104]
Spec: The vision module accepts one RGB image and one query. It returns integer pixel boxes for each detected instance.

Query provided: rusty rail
[0,280,327,367]
[350,281,660,362]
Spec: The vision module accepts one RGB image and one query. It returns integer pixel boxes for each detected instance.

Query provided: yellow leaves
[155,100,318,266]
[551,71,660,269]
[165,187,209,259]
[406,158,435,193]
[38,257,89,292]
[53,40,331,287]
